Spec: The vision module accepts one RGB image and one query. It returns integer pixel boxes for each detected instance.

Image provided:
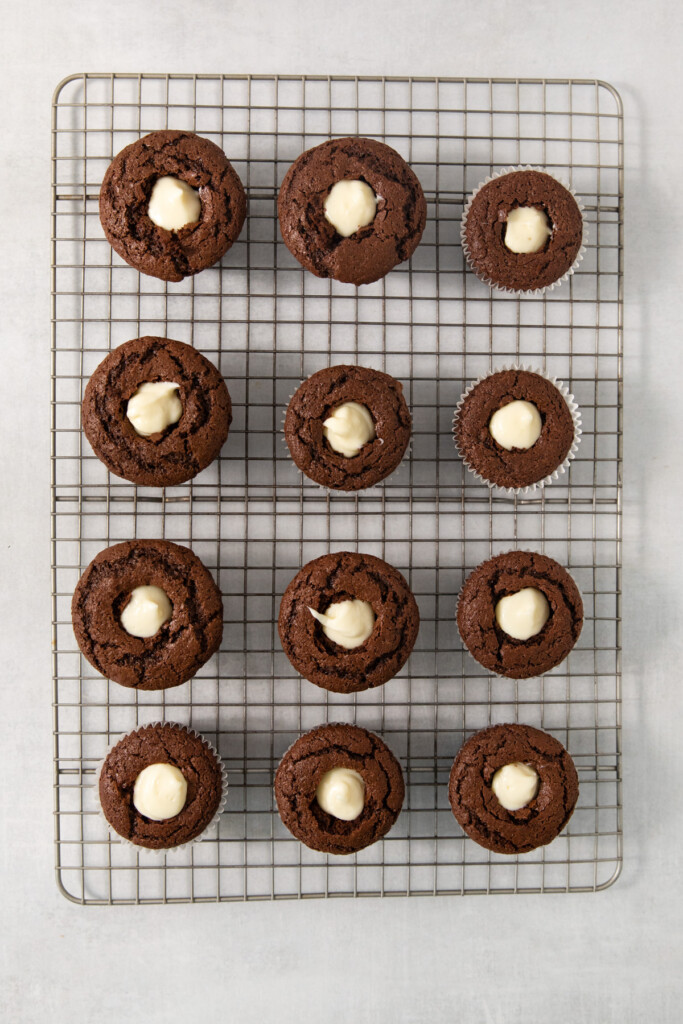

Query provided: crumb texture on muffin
[99,723,223,849]
[99,129,246,281]
[278,551,419,692]
[278,137,426,285]
[464,169,583,291]
[448,723,579,854]
[72,540,223,690]
[457,550,583,678]
[275,723,405,854]
[82,336,231,487]
[455,369,576,489]
[285,365,411,490]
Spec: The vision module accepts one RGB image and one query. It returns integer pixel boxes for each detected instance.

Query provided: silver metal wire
[51,74,623,903]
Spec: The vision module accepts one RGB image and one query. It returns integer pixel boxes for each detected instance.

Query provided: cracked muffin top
[278,551,419,693]
[82,336,231,487]
[284,364,411,491]
[278,136,426,285]
[99,129,246,281]
[72,539,223,690]
[448,723,579,854]
[457,550,583,679]
[275,723,405,855]
[98,723,224,849]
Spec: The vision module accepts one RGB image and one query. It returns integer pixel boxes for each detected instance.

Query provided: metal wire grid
[51,74,623,903]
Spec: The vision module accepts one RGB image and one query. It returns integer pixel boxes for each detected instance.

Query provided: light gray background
[1,1,681,1021]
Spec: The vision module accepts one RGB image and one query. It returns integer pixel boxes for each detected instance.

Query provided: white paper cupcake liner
[460,165,587,297]
[453,363,582,498]
[94,721,228,856]
[455,551,585,679]
[281,369,412,495]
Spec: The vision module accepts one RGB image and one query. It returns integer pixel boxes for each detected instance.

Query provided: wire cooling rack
[51,74,623,903]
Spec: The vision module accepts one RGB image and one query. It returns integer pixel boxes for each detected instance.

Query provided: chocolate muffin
[461,168,584,292]
[98,723,225,850]
[82,337,232,487]
[448,723,579,854]
[278,551,419,693]
[457,550,583,679]
[278,137,427,285]
[274,723,405,855]
[454,368,579,491]
[72,540,223,690]
[99,130,246,281]
[284,365,411,491]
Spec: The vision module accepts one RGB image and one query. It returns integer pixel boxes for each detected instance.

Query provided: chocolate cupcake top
[278,137,426,285]
[72,540,223,690]
[99,130,246,281]
[274,723,405,855]
[278,551,420,693]
[462,169,584,292]
[457,550,583,679]
[448,723,579,854]
[82,337,232,488]
[455,369,578,490]
[284,365,411,491]
[98,723,224,850]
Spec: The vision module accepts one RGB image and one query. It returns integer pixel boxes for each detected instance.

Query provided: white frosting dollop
[491,762,540,811]
[324,180,377,237]
[495,587,549,641]
[148,175,201,231]
[489,400,542,451]
[316,767,365,820]
[504,205,552,254]
[126,381,182,438]
[133,763,188,820]
[323,402,375,457]
[308,599,375,649]
[120,585,172,639]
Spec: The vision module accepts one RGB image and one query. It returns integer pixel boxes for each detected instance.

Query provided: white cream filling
[491,762,540,811]
[126,381,182,438]
[323,402,375,457]
[489,400,542,451]
[308,599,375,649]
[133,763,188,820]
[120,585,172,639]
[324,180,377,237]
[504,205,552,254]
[147,175,201,232]
[316,767,365,821]
[495,587,549,641]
